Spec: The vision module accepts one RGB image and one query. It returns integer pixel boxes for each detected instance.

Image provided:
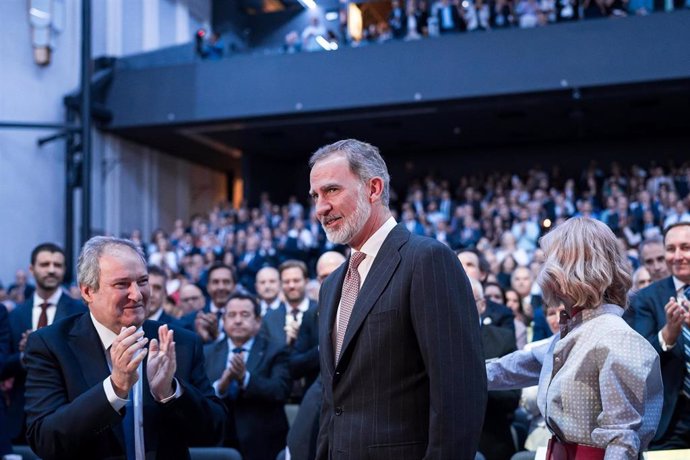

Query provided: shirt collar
[229,336,255,353]
[559,303,624,338]
[149,308,163,322]
[359,217,397,260]
[672,277,689,297]
[33,289,62,307]
[288,297,310,313]
[90,313,121,351]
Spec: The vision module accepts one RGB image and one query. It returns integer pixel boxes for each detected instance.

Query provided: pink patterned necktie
[335,251,366,362]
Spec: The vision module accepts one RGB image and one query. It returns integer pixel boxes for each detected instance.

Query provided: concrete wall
[0,0,224,284]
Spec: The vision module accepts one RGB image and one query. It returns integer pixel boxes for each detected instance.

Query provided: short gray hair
[309,139,391,207]
[77,236,146,291]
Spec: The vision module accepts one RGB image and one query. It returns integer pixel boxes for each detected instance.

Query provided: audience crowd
[1,157,690,459]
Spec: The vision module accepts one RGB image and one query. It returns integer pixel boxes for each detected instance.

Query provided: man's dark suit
[261,300,317,346]
[288,376,323,460]
[289,306,320,388]
[204,335,291,460]
[482,300,515,332]
[24,313,226,460]
[0,305,13,455]
[3,293,86,441]
[317,224,487,459]
[632,276,686,446]
[479,325,520,460]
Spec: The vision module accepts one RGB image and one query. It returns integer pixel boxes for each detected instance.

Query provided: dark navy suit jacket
[23,314,226,460]
[3,293,87,440]
[316,224,487,459]
[204,334,291,460]
[632,276,682,442]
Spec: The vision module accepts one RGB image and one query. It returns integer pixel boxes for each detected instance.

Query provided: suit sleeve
[159,332,226,446]
[24,332,122,460]
[244,345,291,402]
[632,288,683,362]
[410,242,487,459]
[289,310,319,379]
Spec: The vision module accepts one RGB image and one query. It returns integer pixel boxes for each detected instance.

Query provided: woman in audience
[486,217,663,459]
[503,286,528,349]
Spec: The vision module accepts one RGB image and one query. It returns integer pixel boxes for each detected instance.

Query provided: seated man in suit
[633,222,690,450]
[204,294,291,460]
[469,278,520,460]
[458,248,515,332]
[255,267,282,316]
[261,260,317,347]
[3,242,86,444]
[23,236,226,459]
[145,265,176,324]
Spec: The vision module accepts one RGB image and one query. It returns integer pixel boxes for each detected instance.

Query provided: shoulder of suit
[634,276,674,302]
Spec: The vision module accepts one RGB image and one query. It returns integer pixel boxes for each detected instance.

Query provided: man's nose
[128,282,143,302]
[315,196,331,216]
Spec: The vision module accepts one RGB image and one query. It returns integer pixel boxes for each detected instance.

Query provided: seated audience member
[458,249,515,331]
[255,267,283,316]
[504,287,529,349]
[470,278,520,460]
[146,265,176,323]
[302,17,326,52]
[389,0,408,38]
[632,266,652,292]
[5,243,87,445]
[204,294,291,460]
[436,0,466,33]
[633,222,690,450]
[487,217,663,458]
[0,304,12,456]
[261,260,316,348]
[511,266,551,342]
[177,283,206,316]
[23,236,225,459]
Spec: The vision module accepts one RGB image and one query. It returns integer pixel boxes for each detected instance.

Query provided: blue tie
[229,347,246,400]
[682,285,690,398]
[123,391,136,460]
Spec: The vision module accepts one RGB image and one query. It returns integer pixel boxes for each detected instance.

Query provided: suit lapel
[20,303,32,331]
[246,336,265,376]
[337,224,408,368]
[67,314,111,389]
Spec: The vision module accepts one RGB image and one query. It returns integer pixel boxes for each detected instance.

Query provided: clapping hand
[110,326,148,399]
[147,325,177,401]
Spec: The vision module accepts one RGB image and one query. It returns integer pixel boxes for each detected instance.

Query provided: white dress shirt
[91,314,182,460]
[213,337,254,397]
[32,289,62,329]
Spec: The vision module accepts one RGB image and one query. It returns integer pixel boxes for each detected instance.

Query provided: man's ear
[80,284,94,304]
[368,177,384,203]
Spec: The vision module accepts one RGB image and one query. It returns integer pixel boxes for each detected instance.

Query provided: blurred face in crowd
[310,153,374,249]
[223,298,261,345]
[458,252,482,281]
[511,267,533,298]
[665,225,690,284]
[281,267,307,306]
[81,247,149,334]
[147,273,166,316]
[484,284,505,305]
[178,284,205,314]
[505,289,521,315]
[316,252,346,284]
[208,267,235,308]
[641,242,670,282]
[31,251,66,294]
[255,267,280,303]
[632,267,652,291]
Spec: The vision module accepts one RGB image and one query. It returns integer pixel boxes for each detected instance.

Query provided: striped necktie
[682,285,690,398]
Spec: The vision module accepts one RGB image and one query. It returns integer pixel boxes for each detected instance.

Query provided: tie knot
[232,347,245,354]
[349,252,366,271]
[39,302,50,311]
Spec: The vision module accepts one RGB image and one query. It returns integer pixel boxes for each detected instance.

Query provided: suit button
[335,406,343,416]
[335,371,341,377]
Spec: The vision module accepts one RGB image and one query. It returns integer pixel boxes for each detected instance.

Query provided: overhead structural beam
[80,0,92,248]
[0,122,79,130]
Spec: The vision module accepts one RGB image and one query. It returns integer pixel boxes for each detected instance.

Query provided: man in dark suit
[261,260,317,348]
[146,265,176,324]
[458,248,515,331]
[309,139,486,459]
[633,222,690,450]
[23,236,225,459]
[469,278,520,460]
[3,242,86,444]
[0,304,12,456]
[204,294,291,460]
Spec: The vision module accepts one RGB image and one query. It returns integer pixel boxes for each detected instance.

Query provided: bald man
[255,267,282,316]
[177,284,206,316]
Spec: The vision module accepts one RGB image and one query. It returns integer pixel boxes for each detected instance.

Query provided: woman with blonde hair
[486,217,663,459]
